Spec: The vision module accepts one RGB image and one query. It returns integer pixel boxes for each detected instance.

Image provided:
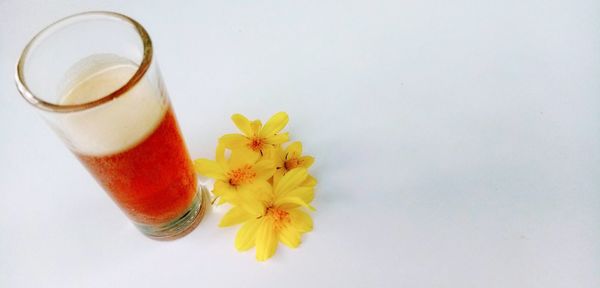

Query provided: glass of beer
[15,11,208,240]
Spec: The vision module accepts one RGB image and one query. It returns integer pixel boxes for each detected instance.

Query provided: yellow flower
[220,112,289,156]
[271,141,316,185]
[219,168,315,261]
[194,147,275,204]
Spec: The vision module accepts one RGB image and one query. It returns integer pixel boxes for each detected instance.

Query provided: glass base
[135,185,209,240]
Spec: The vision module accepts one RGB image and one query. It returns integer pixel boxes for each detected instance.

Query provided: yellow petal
[250,120,262,135]
[221,189,253,206]
[273,169,285,187]
[254,159,275,181]
[235,219,261,251]
[260,112,288,137]
[193,159,227,180]
[279,226,301,248]
[269,145,285,167]
[302,175,317,187]
[231,114,253,136]
[285,141,303,159]
[235,187,268,216]
[264,132,289,145]
[215,143,228,167]
[289,209,313,233]
[255,219,279,261]
[229,148,260,168]
[259,143,277,157]
[219,207,254,227]
[241,181,273,204]
[275,196,315,211]
[274,168,308,196]
[281,186,314,204]
[299,156,315,169]
[213,181,235,196]
[245,180,272,194]
[217,195,230,205]
[219,134,247,149]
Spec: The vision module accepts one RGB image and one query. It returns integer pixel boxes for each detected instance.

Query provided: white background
[1,1,599,287]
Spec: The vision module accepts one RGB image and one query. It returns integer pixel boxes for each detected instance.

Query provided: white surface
[1,1,599,287]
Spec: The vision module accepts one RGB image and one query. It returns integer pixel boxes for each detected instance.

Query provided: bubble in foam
[58,54,167,156]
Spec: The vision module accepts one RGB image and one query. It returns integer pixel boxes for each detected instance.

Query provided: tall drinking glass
[15,11,208,240]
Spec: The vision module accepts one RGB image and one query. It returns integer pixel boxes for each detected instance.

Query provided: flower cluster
[194,112,316,261]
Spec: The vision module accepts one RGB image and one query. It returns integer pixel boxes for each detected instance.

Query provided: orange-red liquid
[75,107,196,225]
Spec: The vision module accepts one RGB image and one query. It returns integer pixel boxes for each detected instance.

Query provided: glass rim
[15,11,153,113]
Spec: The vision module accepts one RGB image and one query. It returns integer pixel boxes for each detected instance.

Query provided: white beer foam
[58,54,166,156]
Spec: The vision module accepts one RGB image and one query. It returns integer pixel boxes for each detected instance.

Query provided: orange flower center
[247,137,265,152]
[284,158,301,170]
[265,205,290,230]
[228,165,256,186]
